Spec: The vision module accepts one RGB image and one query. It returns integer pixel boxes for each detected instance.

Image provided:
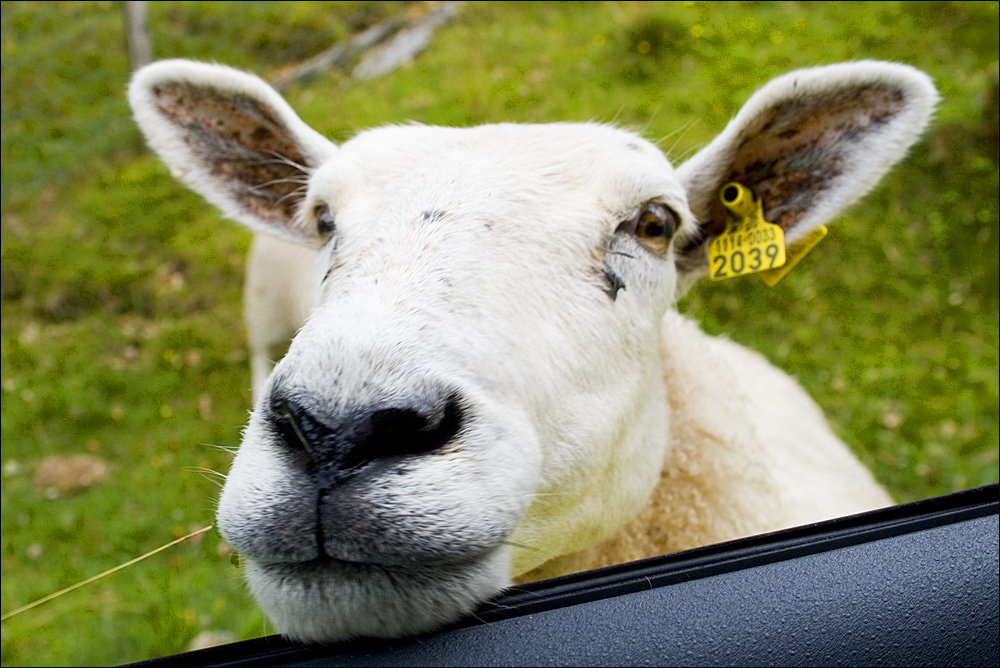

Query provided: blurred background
[2,1,997,665]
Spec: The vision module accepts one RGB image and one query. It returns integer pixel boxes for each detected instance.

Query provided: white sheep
[129,59,937,643]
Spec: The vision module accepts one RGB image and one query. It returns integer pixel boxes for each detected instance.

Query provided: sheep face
[129,60,936,642]
[221,123,690,640]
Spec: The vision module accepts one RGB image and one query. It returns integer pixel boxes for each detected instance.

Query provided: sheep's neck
[515,414,779,582]
[516,313,784,583]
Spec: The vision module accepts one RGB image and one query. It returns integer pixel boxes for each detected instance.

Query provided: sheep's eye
[315,204,335,237]
[632,203,677,254]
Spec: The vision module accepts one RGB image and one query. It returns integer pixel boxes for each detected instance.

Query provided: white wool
[129,59,936,642]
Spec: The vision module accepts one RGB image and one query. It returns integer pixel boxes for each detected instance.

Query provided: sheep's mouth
[251,555,389,577]
[243,544,512,643]
[251,549,495,577]
[248,536,507,572]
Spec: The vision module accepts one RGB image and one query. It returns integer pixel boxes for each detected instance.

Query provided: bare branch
[124,1,153,71]
[353,2,462,80]
[273,15,406,91]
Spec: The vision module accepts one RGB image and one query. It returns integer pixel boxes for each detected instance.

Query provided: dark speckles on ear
[251,126,275,142]
[151,82,312,226]
[697,85,906,240]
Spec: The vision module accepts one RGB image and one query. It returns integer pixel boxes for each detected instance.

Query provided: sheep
[128,59,937,643]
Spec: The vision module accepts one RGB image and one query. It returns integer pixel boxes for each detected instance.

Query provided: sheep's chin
[244,547,512,643]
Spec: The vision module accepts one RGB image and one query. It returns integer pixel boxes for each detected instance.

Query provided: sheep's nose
[266,389,463,482]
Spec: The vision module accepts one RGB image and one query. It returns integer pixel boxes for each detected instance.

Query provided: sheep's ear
[674,61,938,284]
[129,60,336,245]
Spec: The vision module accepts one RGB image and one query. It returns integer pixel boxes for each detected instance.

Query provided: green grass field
[2,1,997,665]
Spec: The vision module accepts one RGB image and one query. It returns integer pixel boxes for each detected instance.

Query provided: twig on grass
[0,525,214,622]
[272,1,463,91]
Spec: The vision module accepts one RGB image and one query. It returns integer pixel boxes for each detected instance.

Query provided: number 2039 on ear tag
[708,182,786,281]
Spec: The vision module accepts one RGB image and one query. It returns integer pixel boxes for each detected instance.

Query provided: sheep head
[129,60,936,642]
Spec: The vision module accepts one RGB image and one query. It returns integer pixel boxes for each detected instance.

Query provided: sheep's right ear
[129,60,336,245]
[673,61,938,289]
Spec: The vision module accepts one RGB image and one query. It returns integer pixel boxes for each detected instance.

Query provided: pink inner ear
[699,86,906,240]
[153,82,310,225]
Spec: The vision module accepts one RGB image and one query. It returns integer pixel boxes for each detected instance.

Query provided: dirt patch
[33,454,109,498]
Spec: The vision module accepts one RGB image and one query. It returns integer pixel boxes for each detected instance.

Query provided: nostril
[265,388,465,476]
[344,393,463,469]
[268,395,332,463]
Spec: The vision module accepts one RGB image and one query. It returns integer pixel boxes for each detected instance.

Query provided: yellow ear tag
[708,182,786,281]
[757,224,828,286]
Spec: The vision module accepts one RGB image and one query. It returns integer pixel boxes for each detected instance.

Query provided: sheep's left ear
[674,61,938,284]
[128,60,337,246]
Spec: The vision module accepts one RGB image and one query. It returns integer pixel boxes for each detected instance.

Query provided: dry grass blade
[0,525,214,622]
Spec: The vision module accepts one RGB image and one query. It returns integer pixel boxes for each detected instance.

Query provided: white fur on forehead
[337,122,672,179]
[310,121,691,232]
[678,60,939,244]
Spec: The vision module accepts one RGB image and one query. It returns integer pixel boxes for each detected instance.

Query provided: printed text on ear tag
[708,182,786,281]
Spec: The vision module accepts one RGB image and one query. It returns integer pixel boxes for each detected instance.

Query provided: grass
[2,1,997,665]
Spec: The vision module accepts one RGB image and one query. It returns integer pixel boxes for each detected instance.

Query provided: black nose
[267,388,463,482]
